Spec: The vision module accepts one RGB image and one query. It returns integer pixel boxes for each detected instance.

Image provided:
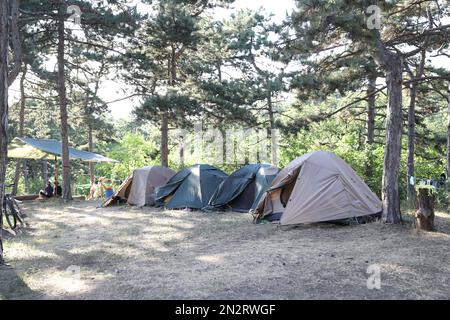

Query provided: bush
[436,182,450,212]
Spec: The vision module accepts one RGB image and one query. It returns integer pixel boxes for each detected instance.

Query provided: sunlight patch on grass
[196,253,228,265]
[6,242,57,261]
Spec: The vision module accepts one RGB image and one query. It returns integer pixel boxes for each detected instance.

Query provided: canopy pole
[54,155,59,196]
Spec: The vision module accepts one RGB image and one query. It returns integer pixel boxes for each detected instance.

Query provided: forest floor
[1,199,449,300]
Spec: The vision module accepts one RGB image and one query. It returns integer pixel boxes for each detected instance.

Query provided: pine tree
[281,0,450,223]
[18,0,142,200]
[129,0,233,167]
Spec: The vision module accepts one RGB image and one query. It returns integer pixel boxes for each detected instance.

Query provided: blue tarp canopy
[8,137,118,163]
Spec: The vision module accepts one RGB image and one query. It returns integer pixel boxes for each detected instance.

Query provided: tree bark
[446,83,450,178]
[220,128,227,165]
[365,74,376,178]
[0,0,9,264]
[415,188,435,231]
[160,44,178,168]
[267,87,277,166]
[161,112,169,167]
[7,0,21,87]
[88,125,95,186]
[406,49,427,203]
[12,65,27,195]
[375,41,403,224]
[85,60,105,187]
[23,160,28,194]
[57,3,72,201]
[178,129,186,167]
[42,160,48,185]
[406,82,417,202]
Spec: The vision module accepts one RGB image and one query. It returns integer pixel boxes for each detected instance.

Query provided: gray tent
[207,164,279,212]
[253,151,382,225]
[155,164,228,209]
[103,166,175,207]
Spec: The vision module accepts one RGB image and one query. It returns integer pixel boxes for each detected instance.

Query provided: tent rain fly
[7,137,117,163]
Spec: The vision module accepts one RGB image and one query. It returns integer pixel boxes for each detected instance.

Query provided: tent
[155,164,228,209]
[207,164,279,212]
[253,151,382,225]
[103,166,175,207]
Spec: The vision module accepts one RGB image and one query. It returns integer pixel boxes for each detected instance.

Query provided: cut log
[415,188,435,231]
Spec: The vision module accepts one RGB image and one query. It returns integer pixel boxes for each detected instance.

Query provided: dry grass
[1,199,450,300]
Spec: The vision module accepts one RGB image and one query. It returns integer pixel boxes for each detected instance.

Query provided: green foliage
[436,182,450,212]
[97,133,159,181]
[135,92,201,127]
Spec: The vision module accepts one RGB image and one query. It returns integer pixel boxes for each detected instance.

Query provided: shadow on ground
[1,199,449,300]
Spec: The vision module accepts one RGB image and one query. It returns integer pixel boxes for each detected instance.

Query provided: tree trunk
[446,83,450,178]
[179,131,185,167]
[0,0,9,264]
[220,128,227,165]
[415,188,435,231]
[160,44,177,168]
[365,74,376,178]
[85,60,105,187]
[161,112,169,167]
[12,65,27,195]
[42,160,48,185]
[57,4,72,201]
[376,42,403,224]
[406,82,417,202]
[88,125,95,186]
[406,50,427,203]
[267,89,278,166]
[23,160,28,194]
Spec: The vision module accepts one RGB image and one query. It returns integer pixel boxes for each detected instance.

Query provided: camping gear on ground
[103,166,176,207]
[105,187,114,198]
[155,164,228,210]
[253,151,382,225]
[207,164,279,212]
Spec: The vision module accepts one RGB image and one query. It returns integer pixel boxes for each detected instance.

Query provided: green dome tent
[207,164,279,212]
[155,164,228,210]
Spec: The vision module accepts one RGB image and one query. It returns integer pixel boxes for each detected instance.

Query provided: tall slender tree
[0,0,9,264]
[18,0,141,200]
[129,0,233,167]
[11,64,27,195]
[282,0,449,223]
[1,0,22,264]
[57,1,71,200]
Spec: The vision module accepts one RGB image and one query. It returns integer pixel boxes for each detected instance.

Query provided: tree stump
[415,188,435,231]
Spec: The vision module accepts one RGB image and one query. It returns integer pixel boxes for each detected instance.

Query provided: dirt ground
[1,199,449,300]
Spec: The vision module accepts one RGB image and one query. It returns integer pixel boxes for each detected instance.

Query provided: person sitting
[39,182,54,199]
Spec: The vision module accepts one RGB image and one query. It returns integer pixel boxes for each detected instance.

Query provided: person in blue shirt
[39,182,54,198]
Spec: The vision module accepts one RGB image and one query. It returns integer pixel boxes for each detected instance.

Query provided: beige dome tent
[253,151,382,225]
[103,166,175,207]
